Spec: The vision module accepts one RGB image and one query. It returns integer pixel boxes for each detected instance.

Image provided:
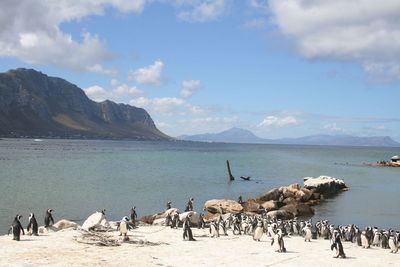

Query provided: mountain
[179,127,268,144]
[0,68,169,140]
[179,128,400,147]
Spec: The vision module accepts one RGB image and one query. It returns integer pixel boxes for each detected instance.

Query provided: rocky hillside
[0,68,169,140]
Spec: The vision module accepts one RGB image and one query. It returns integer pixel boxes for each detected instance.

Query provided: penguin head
[122,216,129,222]
[47,209,53,213]
[101,209,106,215]
[17,215,22,220]
[29,213,34,219]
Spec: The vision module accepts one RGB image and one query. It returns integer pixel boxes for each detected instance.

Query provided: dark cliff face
[0,68,169,140]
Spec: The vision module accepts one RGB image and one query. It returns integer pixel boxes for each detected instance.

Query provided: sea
[0,138,399,232]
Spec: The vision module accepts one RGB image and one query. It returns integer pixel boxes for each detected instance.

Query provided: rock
[284,183,301,194]
[53,219,79,230]
[260,200,279,211]
[282,197,297,205]
[204,199,243,214]
[258,188,281,202]
[152,218,166,226]
[139,215,154,225]
[280,203,314,217]
[304,176,348,195]
[282,191,295,199]
[266,210,294,220]
[242,199,260,213]
[295,188,313,202]
[179,211,200,225]
[152,208,179,221]
[311,192,321,200]
[81,211,108,231]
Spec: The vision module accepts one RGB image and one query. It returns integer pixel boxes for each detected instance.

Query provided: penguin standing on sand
[331,230,346,258]
[361,230,370,248]
[27,213,38,236]
[182,214,196,241]
[44,209,54,228]
[253,219,264,241]
[197,213,205,229]
[304,223,312,242]
[210,220,219,238]
[8,215,24,241]
[388,232,398,253]
[271,229,286,253]
[118,216,130,241]
[130,206,137,228]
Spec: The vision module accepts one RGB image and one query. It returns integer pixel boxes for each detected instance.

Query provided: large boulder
[258,188,281,202]
[81,211,109,231]
[242,199,260,213]
[152,208,179,221]
[282,183,301,194]
[204,199,243,214]
[53,219,79,230]
[304,176,348,195]
[260,200,279,211]
[280,203,314,217]
[266,210,294,220]
[295,188,313,202]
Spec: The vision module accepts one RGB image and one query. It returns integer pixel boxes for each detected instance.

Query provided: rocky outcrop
[0,68,170,140]
[303,176,348,195]
[81,211,109,231]
[204,199,243,214]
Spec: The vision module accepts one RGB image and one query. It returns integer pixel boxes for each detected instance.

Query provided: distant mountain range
[0,68,169,140]
[179,127,400,147]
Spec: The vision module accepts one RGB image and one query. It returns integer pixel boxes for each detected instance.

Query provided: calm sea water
[0,139,399,232]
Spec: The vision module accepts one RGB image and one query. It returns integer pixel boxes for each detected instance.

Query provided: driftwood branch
[226,160,234,181]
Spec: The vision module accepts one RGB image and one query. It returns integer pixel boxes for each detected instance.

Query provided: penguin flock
[7,210,54,241]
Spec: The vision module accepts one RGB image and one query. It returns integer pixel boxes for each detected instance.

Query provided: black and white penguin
[253,219,264,241]
[388,233,398,253]
[8,215,24,241]
[209,220,219,238]
[118,216,130,240]
[271,229,286,253]
[197,213,205,229]
[331,230,346,258]
[381,231,389,249]
[361,230,370,248]
[44,209,54,228]
[130,206,137,227]
[166,201,172,210]
[372,229,381,247]
[185,197,194,212]
[27,213,38,236]
[183,214,196,241]
[304,223,312,242]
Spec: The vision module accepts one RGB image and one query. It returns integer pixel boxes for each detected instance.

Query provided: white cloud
[180,80,201,98]
[242,18,267,29]
[258,115,298,128]
[177,0,227,22]
[87,64,117,76]
[269,0,400,80]
[176,116,239,135]
[0,1,146,73]
[84,83,142,103]
[129,96,207,115]
[128,59,164,85]
[323,123,344,133]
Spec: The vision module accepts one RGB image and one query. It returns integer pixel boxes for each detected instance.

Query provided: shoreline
[0,225,398,266]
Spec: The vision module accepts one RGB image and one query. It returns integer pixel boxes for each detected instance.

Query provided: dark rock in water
[258,188,281,202]
[280,203,314,217]
[303,176,348,195]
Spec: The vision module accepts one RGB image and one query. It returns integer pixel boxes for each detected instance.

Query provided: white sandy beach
[0,225,398,267]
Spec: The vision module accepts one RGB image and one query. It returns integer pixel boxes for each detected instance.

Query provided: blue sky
[1,1,399,140]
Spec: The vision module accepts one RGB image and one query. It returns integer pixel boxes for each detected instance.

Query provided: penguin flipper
[271,239,274,246]
[331,243,337,251]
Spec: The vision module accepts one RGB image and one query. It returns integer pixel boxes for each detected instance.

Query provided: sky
[1,0,400,140]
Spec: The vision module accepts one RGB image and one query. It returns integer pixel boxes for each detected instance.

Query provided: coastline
[0,225,398,266]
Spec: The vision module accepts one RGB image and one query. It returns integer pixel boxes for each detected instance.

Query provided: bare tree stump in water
[226,160,234,181]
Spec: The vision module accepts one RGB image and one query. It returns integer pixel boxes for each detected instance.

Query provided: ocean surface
[0,139,399,232]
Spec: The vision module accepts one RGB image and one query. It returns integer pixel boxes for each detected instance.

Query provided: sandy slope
[0,225,398,267]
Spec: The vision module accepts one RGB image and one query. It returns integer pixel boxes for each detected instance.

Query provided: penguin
[253,220,264,241]
[361,230,370,248]
[166,201,172,210]
[311,223,318,240]
[197,213,205,229]
[8,215,24,241]
[388,234,398,253]
[218,215,228,236]
[381,231,389,249]
[27,213,38,236]
[331,230,346,258]
[130,206,137,227]
[232,215,242,235]
[354,226,362,246]
[185,197,194,212]
[372,230,381,247]
[118,216,130,241]
[170,213,179,229]
[271,229,286,253]
[44,209,54,228]
[182,214,196,241]
[304,223,312,242]
[209,220,219,238]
